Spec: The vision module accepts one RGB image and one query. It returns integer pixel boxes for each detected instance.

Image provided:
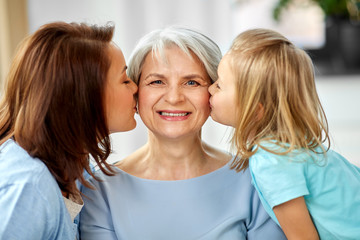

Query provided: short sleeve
[249,152,309,208]
[79,177,117,240]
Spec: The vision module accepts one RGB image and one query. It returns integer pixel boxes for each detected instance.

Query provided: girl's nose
[208,82,215,95]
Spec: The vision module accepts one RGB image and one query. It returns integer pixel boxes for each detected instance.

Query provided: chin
[157,129,201,140]
[210,115,229,126]
[126,120,137,131]
[129,121,137,131]
[110,120,137,133]
[209,113,219,122]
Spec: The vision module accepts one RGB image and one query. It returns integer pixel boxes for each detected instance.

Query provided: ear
[255,103,264,121]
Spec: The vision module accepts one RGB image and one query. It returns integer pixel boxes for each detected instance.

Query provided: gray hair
[127,26,222,84]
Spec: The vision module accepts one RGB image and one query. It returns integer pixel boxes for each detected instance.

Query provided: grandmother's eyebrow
[143,73,208,83]
[183,74,205,81]
[144,73,165,80]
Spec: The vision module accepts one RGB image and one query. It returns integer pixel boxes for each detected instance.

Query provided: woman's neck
[118,132,230,180]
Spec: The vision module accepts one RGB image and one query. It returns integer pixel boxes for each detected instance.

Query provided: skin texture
[117,46,231,180]
[137,47,211,140]
[208,54,238,127]
[105,44,138,133]
[274,197,319,240]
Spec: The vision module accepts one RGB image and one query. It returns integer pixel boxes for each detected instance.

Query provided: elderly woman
[79,26,286,240]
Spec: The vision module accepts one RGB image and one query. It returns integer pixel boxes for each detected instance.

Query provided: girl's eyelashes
[216,83,221,89]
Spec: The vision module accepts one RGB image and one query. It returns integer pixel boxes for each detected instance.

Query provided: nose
[208,82,215,95]
[130,78,138,94]
[164,85,185,104]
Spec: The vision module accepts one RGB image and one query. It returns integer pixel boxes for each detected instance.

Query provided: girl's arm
[273,196,319,240]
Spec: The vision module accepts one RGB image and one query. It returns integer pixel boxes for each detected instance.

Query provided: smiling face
[105,43,138,133]
[208,54,238,127]
[137,46,211,140]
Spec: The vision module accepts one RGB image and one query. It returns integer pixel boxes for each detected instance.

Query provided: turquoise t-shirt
[249,142,360,239]
[79,159,286,240]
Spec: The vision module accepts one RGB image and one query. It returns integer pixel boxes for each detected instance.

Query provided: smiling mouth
[159,112,190,117]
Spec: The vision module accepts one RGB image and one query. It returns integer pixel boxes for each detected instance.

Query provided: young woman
[209,28,360,239]
[0,21,137,239]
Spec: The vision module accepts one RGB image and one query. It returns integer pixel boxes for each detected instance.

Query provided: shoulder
[0,141,73,238]
[220,161,286,238]
[80,167,128,230]
[0,139,66,220]
[250,143,309,173]
[249,142,309,183]
[1,139,48,171]
[82,166,126,196]
[217,159,257,199]
[114,145,147,176]
[249,145,310,208]
[0,140,60,196]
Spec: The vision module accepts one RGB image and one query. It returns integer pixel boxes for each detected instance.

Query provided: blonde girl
[209,28,360,240]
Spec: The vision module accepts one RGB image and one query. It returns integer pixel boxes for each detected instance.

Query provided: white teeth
[160,112,188,117]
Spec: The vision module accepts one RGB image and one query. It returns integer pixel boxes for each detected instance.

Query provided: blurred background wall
[1,0,359,166]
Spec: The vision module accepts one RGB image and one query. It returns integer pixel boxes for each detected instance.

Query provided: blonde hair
[228,28,330,171]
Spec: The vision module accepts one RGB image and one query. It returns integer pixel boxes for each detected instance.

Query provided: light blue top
[249,142,360,239]
[79,159,286,240]
[0,139,76,239]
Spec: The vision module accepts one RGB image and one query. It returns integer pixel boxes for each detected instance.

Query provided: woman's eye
[186,80,199,86]
[150,80,163,85]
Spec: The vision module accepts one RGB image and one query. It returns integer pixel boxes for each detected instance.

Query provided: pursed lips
[208,100,213,110]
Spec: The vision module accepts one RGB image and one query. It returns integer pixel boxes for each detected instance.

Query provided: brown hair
[0,21,116,195]
[228,28,330,171]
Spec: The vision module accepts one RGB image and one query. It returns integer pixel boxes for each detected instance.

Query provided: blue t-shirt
[79,159,286,240]
[249,142,360,239]
[0,139,75,239]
